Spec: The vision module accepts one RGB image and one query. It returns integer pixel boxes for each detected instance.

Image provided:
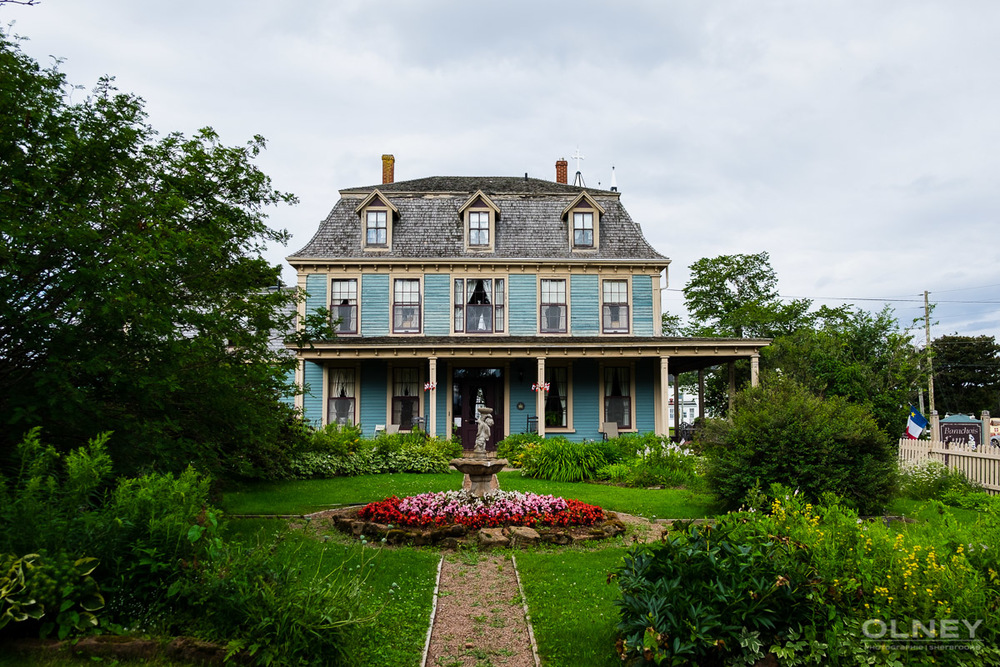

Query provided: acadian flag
[905,406,928,439]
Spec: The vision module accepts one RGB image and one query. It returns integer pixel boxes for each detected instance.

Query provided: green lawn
[515,548,625,667]
[221,472,462,514]
[220,470,721,519]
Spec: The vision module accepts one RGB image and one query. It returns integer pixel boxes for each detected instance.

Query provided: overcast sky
[6,0,999,342]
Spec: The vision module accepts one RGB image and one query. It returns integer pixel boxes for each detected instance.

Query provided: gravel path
[424,553,537,667]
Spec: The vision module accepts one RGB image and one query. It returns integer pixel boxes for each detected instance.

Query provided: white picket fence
[898,438,1000,494]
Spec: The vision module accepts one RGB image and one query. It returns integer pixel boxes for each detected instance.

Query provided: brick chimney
[382,154,395,184]
[555,158,568,184]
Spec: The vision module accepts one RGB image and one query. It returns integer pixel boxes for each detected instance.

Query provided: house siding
[305,274,327,317]
[635,361,656,432]
[632,275,654,336]
[424,274,451,336]
[360,360,387,436]
[279,367,297,407]
[508,274,537,335]
[509,360,535,434]
[571,274,599,336]
[573,360,601,440]
[303,361,324,427]
[361,273,390,336]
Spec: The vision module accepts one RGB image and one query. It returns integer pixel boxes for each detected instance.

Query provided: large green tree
[683,251,813,338]
[930,334,1000,416]
[0,30,301,477]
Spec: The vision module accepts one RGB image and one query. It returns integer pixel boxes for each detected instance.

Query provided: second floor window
[454,278,505,333]
[366,210,387,245]
[602,280,629,334]
[540,279,567,333]
[469,211,490,246]
[330,279,358,334]
[393,278,421,333]
[573,212,594,247]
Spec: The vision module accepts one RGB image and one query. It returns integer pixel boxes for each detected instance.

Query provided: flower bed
[359,490,605,530]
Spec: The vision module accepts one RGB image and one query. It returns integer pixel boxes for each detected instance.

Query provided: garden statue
[474,408,494,454]
[452,406,505,497]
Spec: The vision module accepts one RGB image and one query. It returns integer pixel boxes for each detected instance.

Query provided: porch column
[750,354,760,387]
[428,356,437,438]
[728,361,736,417]
[673,371,681,439]
[660,357,670,437]
[698,369,705,420]
[536,356,546,438]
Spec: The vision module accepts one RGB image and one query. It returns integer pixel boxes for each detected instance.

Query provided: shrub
[286,433,462,478]
[306,422,363,456]
[701,377,895,514]
[497,433,544,467]
[898,459,982,501]
[520,437,607,482]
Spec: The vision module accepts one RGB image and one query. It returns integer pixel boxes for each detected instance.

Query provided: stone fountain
[451,407,507,497]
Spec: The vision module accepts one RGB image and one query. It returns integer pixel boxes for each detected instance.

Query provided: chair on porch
[601,421,619,440]
[526,415,538,434]
[386,424,399,435]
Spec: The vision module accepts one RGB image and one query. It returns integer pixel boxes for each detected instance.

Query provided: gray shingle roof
[289,176,668,262]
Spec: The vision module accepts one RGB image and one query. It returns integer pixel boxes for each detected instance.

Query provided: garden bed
[309,506,632,549]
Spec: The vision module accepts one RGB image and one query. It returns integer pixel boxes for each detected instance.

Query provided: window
[330,279,358,334]
[540,279,567,333]
[393,279,421,333]
[469,211,490,246]
[327,368,356,426]
[365,210,387,245]
[392,367,419,430]
[602,279,629,333]
[544,366,568,428]
[573,212,594,247]
[454,278,505,333]
[604,366,632,429]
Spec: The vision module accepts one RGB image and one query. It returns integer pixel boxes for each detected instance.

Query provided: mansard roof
[289,175,668,263]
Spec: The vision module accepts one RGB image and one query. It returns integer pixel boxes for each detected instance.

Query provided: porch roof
[291,335,769,374]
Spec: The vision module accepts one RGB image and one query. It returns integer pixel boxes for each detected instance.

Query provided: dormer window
[573,212,594,247]
[354,189,398,251]
[469,211,490,246]
[460,190,499,252]
[365,210,387,245]
[562,192,605,251]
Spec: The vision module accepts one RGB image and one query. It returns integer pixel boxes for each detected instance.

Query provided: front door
[453,368,504,452]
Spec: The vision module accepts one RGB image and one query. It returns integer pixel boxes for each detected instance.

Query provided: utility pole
[925,290,935,414]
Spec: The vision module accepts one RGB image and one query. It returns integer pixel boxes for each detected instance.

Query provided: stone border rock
[313,507,627,549]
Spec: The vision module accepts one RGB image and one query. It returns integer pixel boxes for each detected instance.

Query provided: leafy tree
[0,29,303,477]
[701,376,896,514]
[930,334,1000,416]
[683,251,813,338]
[764,305,924,436]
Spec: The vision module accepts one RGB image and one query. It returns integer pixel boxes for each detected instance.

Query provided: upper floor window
[573,212,594,247]
[331,279,358,334]
[328,367,356,425]
[602,279,629,334]
[562,192,604,251]
[454,278,505,333]
[366,210,387,246]
[469,211,490,247]
[355,189,397,250]
[540,279,567,333]
[393,278,421,333]
[460,191,499,252]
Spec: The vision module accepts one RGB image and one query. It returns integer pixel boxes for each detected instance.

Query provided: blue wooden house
[287,156,766,450]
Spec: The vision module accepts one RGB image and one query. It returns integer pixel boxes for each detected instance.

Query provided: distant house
[286,155,766,451]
